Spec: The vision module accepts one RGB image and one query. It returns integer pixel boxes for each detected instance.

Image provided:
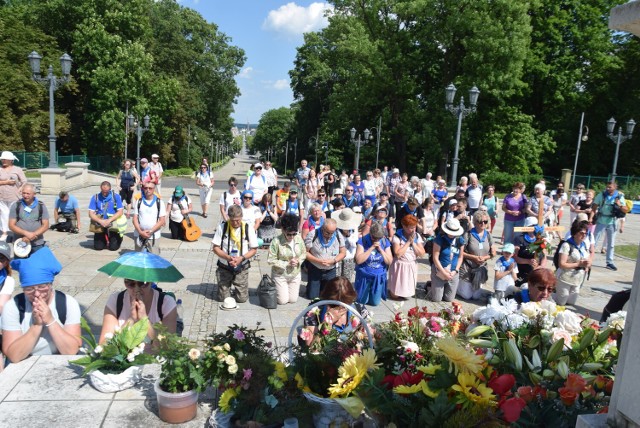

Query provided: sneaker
[606,263,618,271]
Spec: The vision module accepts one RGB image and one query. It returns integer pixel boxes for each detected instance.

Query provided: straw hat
[333,208,362,230]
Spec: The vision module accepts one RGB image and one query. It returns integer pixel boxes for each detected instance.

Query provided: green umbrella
[98,251,184,283]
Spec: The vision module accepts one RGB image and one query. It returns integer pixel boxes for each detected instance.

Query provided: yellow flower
[218,387,239,413]
[294,372,312,393]
[328,349,379,398]
[417,364,442,376]
[436,338,484,375]
[393,380,439,398]
[451,372,496,409]
[274,361,287,382]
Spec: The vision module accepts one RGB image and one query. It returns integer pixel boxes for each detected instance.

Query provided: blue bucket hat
[242,189,254,199]
[11,247,62,287]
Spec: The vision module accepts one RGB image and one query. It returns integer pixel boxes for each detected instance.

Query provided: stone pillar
[607,245,640,427]
[39,168,66,195]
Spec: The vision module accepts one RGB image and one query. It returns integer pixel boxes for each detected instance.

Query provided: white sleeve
[247,226,259,249]
[212,223,225,246]
[219,193,226,206]
[1,298,21,331]
[158,201,167,218]
[62,295,82,325]
[0,276,15,295]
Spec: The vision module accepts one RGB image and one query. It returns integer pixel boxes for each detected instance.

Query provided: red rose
[605,380,614,395]
[517,386,534,403]
[565,373,587,394]
[489,373,516,398]
[558,387,578,406]
[500,397,526,423]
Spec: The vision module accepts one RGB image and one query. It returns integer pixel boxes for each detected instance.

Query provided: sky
[178,0,333,124]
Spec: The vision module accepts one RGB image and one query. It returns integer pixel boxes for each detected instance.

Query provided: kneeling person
[211,205,258,303]
[89,181,125,251]
[1,247,81,362]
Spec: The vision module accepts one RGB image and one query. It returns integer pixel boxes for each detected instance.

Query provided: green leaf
[70,356,93,367]
[122,318,150,349]
[579,329,596,351]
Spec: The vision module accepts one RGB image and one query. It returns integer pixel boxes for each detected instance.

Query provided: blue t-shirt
[55,195,79,214]
[89,191,124,218]
[434,233,465,269]
[356,234,390,275]
[432,188,448,204]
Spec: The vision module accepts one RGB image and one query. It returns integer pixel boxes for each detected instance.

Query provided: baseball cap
[140,158,148,164]
[392,168,400,174]
[174,186,184,197]
[502,243,515,254]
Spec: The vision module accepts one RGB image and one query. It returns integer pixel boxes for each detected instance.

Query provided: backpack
[15,290,67,324]
[553,239,584,269]
[52,220,73,232]
[15,200,44,222]
[248,174,266,186]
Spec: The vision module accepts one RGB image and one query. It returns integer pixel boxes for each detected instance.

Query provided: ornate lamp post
[606,117,635,183]
[350,128,370,172]
[28,51,72,168]
[444,83,480,188]
[128,114,150,173]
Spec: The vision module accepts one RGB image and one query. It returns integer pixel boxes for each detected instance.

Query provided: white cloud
[262,2,333,36]
[273,79,289,90]
[238,67,253,79]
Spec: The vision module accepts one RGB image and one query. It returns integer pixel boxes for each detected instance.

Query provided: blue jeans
[306,264,336,299]
[503,219,524,245]
[595,222,617,265]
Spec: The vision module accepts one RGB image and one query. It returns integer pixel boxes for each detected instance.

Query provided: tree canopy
[0,0,244,168]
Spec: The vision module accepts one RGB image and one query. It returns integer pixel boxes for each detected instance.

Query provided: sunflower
[328,348,379,398]
[451,372,496,409]
[436,337,484,375]
[394,379,439,398]
[218,387,240,413]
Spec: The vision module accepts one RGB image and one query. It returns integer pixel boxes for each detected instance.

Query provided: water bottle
[176,298,184,337]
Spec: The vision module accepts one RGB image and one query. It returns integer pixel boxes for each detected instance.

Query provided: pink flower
[243,368,253,381]
[351,317,360,328]
[299,328,313,342]
[233,329,245,340]
[321,328,330,336]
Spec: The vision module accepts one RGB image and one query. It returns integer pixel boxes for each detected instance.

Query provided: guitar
[181,214,202,242]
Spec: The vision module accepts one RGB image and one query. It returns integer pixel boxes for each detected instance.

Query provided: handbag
[257,274,278,309]
[89,221,104,233]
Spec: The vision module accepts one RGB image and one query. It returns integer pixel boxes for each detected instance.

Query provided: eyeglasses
[124,280,150,289]
[23,284,51,294]
[577,230,587,235]
[346,189,354,192]
[535,286,555,293]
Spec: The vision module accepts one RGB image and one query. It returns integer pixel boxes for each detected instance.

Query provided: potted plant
[71,317,155,392]
[154,328,207,424]
[203,324,315,427]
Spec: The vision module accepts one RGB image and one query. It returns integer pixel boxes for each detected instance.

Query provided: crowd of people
[0,150,632,369]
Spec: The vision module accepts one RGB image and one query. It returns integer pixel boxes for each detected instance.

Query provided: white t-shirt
[168,195,191,223]
[363,179,377,197]
[421,178,434,198]
[149,162,163,182]
[245,174,268,202]
[466,185,483,209]
[133,197,167,239]
[2,292,81,355]
[105,289,176,325]
[262,167,277,187]
[494,258,519,292]
[0,275,16,326]
[241,205,261,226]
[211,221,259,264]
[219,190,242,212]
[550,190,568,208]
[197,171,213,188]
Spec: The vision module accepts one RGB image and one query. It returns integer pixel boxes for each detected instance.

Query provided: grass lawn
[616,244,638,259]
[25,171,41,178]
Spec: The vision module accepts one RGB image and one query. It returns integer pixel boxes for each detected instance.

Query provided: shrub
[479,171,543,193]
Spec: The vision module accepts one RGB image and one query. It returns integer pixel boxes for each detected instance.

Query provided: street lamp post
[350,128,370,172]
[28,51,72,168]
[128,114,150,173]
[570,113,588,191]
[444,83,480,188]
[322,141,328,165]
[372,116,382,168]
[606,117,636,183]
[308,137,318,167]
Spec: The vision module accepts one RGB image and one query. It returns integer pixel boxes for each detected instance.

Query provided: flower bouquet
[71,317,155,392]
[527,224,551,259]
[468,299,623,426]
[203,324,314,426]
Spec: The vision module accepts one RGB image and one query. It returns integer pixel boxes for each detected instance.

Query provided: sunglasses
[285,232,298,237]
[480,220,489,224]
[346,189,354,192]
[255,167,262,170]
[229,183,237,187]
[124,280,150,289]
[23,284,51,294]
[318,194,326,197]
[535,286,555,293]
[243,196,252,200]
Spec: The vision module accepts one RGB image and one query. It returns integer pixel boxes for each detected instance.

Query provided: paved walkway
[23,156,639,348]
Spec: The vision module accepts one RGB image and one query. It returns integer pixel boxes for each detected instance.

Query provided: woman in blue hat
[166,186,193,240]
[2,247,81,363]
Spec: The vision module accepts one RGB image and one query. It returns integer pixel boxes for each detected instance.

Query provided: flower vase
[154,380,199,424]
[88,366,143,393]
[303,392,355,428]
